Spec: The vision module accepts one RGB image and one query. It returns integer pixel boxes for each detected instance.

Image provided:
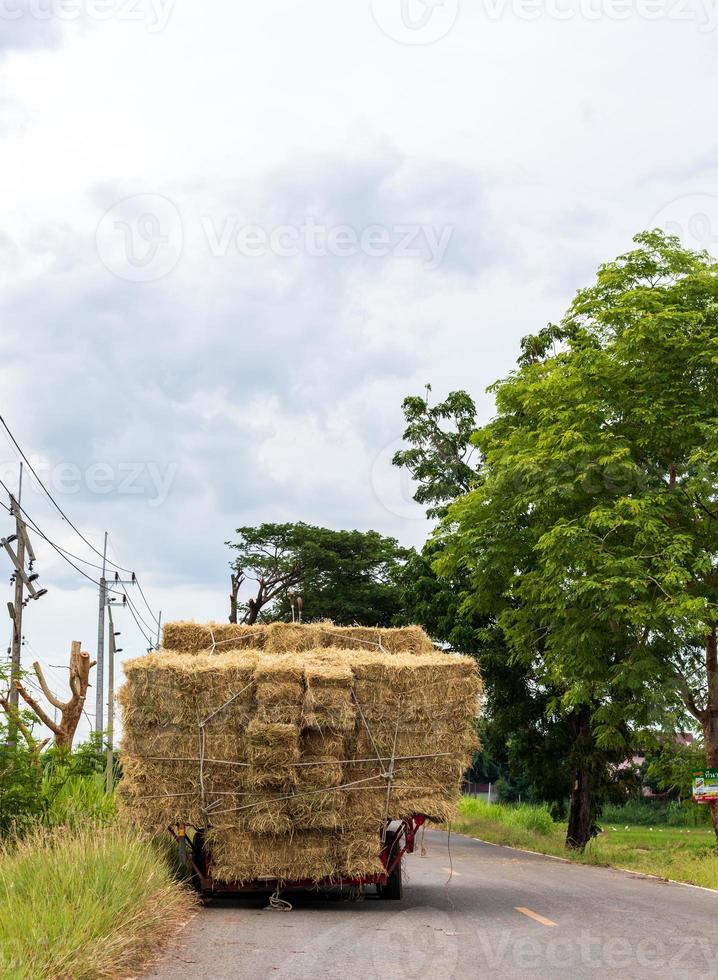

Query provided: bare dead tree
[229,570,244,624]
[10,641,96,752]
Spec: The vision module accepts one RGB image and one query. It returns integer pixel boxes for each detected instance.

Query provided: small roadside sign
[692,769,718,803]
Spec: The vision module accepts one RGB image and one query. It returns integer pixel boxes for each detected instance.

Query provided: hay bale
[161,621,269,654]
[302,662,355,732]
[254,658,304,726]
[119,626,481,885]
[162,620,436,656]
[207,829,335,884]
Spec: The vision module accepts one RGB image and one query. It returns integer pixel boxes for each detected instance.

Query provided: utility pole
[96,552,135,733]
[9,496,25,713]
[156,609,162,651]
[106,605,122,792]
[2,466,47,739]
[95,531,108,733]
[9,464,23,711]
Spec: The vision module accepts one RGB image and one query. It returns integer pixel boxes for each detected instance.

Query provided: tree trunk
[565,707,596,851]
[566,765,593,850]
[12,642,95,753]
[229,572,241,624]
[246,598,259,624]
[704,625,718,840]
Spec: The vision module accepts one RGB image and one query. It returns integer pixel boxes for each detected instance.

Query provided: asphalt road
[145,830,718,979]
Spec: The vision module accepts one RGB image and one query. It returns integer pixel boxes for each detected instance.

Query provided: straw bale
[254,657,305,725]
[161,621,269,654]
[300,730,347,759]
[288,789,346,831]
[207,829,335,884]
[302,661,356,732]
[333,832,385,878]
[245,794,294,836]
[119,622,482,884]
[294,759,345,790]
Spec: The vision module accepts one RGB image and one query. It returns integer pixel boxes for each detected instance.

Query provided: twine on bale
[197,679,255,823]
[381,710,402,842]
[351,689,389,779]
[118,622,482,881]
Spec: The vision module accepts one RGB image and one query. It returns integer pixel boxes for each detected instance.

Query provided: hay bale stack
[119,623,481,883]
[162,621,434,657]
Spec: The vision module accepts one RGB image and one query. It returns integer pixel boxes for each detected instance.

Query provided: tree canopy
[438,230,718,840]
[227,522,409,626]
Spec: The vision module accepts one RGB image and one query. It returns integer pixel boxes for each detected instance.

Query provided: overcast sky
[1,1,716,735]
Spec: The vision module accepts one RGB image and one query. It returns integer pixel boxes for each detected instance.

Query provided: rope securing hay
[119,622,482,880]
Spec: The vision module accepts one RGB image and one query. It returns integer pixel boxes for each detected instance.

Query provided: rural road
[145,830,718,979]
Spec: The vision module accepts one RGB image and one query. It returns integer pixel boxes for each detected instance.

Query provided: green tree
[392,391,592,815]
[392,386,479,518]
[440,231,718,844]
[227,523,409,626]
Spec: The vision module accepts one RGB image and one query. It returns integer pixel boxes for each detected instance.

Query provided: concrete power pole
[95,531,108,734]
[8,493,25,713]
[106,604,121,792]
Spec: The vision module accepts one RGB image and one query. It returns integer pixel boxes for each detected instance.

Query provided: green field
[452,798,718,890]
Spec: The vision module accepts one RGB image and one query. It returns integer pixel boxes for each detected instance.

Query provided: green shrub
[0,745,44,837]
[601,799,709,827]
[458,797,555,835]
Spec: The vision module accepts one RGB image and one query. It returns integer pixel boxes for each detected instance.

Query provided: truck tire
[379,831,403,900]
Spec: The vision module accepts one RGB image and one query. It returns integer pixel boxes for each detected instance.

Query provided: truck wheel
[379,831,403,900]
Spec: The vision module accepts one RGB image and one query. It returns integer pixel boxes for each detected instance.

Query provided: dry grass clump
[119,627,481,884]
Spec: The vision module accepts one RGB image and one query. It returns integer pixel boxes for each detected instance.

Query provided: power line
[0,412,133,574]
[134,576,160,627]
[119,592,154,648]
[115,587,156,645]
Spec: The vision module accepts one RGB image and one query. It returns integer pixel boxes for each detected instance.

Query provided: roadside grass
[452,797,718,890]
[0,823,196,980]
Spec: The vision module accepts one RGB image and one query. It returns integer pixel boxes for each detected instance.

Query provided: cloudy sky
[0,0,716,734]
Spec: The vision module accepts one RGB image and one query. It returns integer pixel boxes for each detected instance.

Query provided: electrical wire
[113,589,154,648]
[0,412,133,573]
[0,481,160,634]
[134,576,160,627]
[122,589,157,639]
[0,444,161,646]
[0,476,104,587]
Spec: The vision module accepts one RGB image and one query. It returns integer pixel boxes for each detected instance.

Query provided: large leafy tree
[227,523,409,626]
[441,231,718,842]
[392,390,594,815]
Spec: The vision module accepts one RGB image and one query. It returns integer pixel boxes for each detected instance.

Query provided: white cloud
[1,2,717,736]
